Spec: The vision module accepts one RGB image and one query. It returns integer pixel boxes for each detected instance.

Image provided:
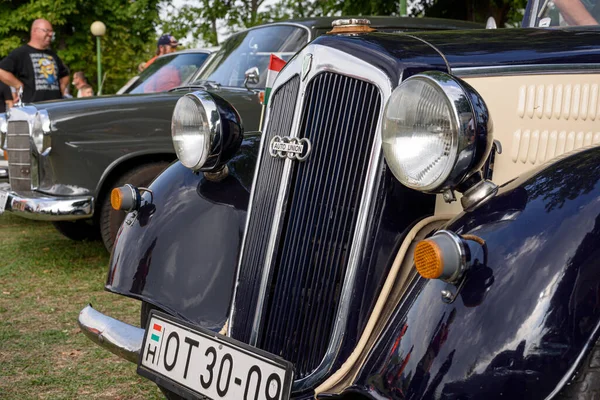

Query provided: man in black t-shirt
[0,19,69,103]
[0,81,13,113]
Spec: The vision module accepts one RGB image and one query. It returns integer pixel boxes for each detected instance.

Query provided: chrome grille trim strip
[6,106,40,192]
[230,43,393,390]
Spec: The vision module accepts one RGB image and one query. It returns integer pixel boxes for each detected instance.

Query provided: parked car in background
[0,51,213,188]
[116,49,214,95]
[80,2,600,400]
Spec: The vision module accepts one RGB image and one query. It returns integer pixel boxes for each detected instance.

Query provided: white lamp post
[90,21,106,95]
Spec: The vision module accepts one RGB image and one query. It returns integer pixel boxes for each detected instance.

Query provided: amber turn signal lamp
[2,150,7,160]
[110,187,124,211]
[110,184,141,212]
[414,240,444,279]
[413,230,470,283]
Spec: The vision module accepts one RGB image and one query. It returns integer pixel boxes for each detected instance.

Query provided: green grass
[0,213,163,399]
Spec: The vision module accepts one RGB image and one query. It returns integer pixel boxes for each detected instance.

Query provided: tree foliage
[0,0,162,94]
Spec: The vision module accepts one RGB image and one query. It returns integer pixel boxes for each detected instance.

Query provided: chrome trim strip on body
[229,43,393,391]
[1,190,94,220]
[453,63,600,77]
[78,305,144,364]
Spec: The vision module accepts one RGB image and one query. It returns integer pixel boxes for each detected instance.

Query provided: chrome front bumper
[78,305,144,364]
[1,190,94,220]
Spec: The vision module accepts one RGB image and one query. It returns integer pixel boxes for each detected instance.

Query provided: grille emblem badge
[269,135,311,161]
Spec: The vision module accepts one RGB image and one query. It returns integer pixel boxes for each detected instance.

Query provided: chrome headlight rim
[382,70,492,193]
[31,109,52,156]
[171,91,220,171]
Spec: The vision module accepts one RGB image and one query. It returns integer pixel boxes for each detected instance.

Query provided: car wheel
[99,162,169,252]
[52,220,100,241]
[556,338,600,399]
[140,301,189,400]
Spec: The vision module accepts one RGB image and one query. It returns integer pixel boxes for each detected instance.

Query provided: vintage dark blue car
[80,2,600,399]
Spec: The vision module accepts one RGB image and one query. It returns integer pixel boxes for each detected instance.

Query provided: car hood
[29,87,262,134]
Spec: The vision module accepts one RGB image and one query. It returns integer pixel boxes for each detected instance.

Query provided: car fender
[353,147,600,399]
[106,133,260,332]
[94,149,175,196]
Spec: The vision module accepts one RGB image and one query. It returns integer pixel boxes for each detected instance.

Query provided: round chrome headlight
[172,91,243,172]
[171,92,218,171]
[382,71,492,192]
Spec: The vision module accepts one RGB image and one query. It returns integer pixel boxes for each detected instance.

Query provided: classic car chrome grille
[231,71,381,380]
[230,75,301,342]
[6,121,31,192]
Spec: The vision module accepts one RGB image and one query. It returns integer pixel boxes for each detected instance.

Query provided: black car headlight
[171,91,243,172]
[382,71,493,193]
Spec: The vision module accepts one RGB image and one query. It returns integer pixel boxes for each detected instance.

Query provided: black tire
[99,162,168,252]
[141,301,187,400]
[556,338,600,399]
[52,220,100,241]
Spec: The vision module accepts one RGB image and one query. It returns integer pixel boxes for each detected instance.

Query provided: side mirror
[244,67,260,90]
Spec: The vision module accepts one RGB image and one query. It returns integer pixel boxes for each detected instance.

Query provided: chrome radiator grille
[232,71,381,380]
[231,75,301,341]
[6,121,31,192]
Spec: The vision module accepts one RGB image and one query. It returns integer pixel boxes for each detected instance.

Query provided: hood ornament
[269,135,312,161]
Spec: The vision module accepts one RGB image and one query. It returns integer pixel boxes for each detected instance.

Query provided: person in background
[78,84,94,97]
[0,81,13,113]
[553,0,599,25]
[72,71,90,98]
[143,34,179,70]
[141,34,181,93]
[0,19,69,103]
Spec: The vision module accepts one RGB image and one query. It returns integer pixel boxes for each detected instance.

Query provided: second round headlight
[382,71,491,193]
[171,93,217,171]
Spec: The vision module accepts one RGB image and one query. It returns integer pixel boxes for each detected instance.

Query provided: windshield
[533,0,600,27]
[125,52,210,94]
[191,25,309,89]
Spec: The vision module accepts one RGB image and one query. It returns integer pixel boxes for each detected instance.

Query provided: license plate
[0,190,8,214]
[138,311,294,400]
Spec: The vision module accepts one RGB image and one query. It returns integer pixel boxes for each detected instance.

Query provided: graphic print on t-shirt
[30,53,59,91]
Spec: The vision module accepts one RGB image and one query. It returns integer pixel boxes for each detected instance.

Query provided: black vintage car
[0,18,476,252]
[79,5,600,399]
